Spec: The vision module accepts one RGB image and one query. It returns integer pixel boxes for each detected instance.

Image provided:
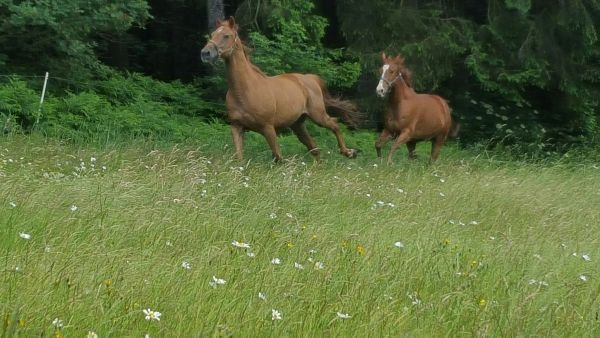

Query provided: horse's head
[376,53,411,98]
[201,16,239,63]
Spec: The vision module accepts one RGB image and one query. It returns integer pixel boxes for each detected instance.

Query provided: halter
[207,33,239,57]
[380,71,403,88]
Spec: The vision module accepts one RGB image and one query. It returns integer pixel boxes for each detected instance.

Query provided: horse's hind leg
[407,141,417,160]
[375,128,392,158]
[261,125,283,162]
[291,120,320,160]
[430,136,446,163]
[307,109,356,158]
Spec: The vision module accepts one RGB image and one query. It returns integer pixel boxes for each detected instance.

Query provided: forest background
[0,0,598,150]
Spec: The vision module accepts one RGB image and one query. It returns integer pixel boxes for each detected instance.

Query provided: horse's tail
[450,121,461,138]
[435,96,460,138]
[313,76,363,129]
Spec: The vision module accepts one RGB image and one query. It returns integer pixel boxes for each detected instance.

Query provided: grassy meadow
[1,126,599,337]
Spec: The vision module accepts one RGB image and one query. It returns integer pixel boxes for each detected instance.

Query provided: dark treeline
[0,0,598,147]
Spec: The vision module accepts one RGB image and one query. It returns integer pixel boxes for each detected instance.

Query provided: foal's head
[201,16,239,63]
[376,53,412,98]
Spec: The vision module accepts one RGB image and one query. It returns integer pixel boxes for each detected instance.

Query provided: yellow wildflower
[356,245,366,256]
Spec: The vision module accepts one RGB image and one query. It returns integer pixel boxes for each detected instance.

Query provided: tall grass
[1,129,599,337]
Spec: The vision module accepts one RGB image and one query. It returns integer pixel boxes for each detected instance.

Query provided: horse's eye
[224,35,231,39]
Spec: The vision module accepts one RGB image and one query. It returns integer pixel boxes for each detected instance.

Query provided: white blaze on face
[376,64,390,97]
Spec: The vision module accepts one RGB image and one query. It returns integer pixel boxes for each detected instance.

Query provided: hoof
[347,149,358,159]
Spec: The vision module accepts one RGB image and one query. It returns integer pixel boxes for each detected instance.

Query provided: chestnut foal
[375,53,457,163]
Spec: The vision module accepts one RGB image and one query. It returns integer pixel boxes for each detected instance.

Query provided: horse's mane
[393,55,413,88]
[239,39,267,78]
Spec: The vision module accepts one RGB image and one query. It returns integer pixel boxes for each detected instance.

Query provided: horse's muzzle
[201,45,218,63]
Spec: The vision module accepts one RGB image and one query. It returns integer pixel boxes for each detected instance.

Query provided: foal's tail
[313,76,363,129]
[436,96,460,138]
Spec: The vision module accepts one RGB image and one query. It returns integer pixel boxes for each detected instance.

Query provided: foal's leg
[387,130,412,164]
[291,120,320,160]
[406,141,417,160]
[375,128,392,158]
[429,136,446,163]
[231,124,245,161]
[262,125,283,162]
[308,110,357,158]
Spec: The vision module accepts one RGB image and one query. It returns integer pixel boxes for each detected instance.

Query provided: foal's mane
[391,55,413,88]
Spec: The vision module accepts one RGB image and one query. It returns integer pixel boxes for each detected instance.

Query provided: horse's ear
[394,55,403,64]
[227,16,238,30]
[216,18,224,27]
[381,52,387,62]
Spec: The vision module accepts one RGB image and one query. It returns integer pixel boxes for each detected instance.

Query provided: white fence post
[36,72,49,126]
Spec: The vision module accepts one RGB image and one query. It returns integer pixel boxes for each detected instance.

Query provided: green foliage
[0,0,150,78]
[0,77,40,133]
[0,72,219,142]
[337,0,600,145]
[245,0,361,90]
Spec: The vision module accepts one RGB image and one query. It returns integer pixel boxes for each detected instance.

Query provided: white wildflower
[271,309,282,321]
[246,252,256,258]
[315,261,325,270]
[70,205,78,212]
[294,262,304,270]
[528,279,549,287]
[209,276,226,288]
[52,318,64,328]
[258,292,267,300]
[394,241,404,249]
[9,201,17,208]
[231,240,251,249]
[286,213,293,218]
[582,254,591,262]
[271,258,281,265]
[336,312,352,319]
[90,157,97,162]
[269,213,277,219]
[579,274,588,282]
[181,261,191,270]
[143,309,161,321]
[19,232,31,240]
[407,292,421,305]
[86,331,98,338]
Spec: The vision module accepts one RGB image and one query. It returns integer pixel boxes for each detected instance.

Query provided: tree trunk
[208,0,224,29]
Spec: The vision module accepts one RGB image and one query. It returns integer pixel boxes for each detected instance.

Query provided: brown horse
[375,53,457,163]
[200,17,361,162]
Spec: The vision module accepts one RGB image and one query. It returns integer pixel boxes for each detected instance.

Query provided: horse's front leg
[375,128,392,158]
[387,130,411,165]
[231,124,245,161]
[262,125,283,162]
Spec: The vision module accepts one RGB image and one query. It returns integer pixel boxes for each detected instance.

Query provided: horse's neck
[390,81,415,105]
[225,46,262,93]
